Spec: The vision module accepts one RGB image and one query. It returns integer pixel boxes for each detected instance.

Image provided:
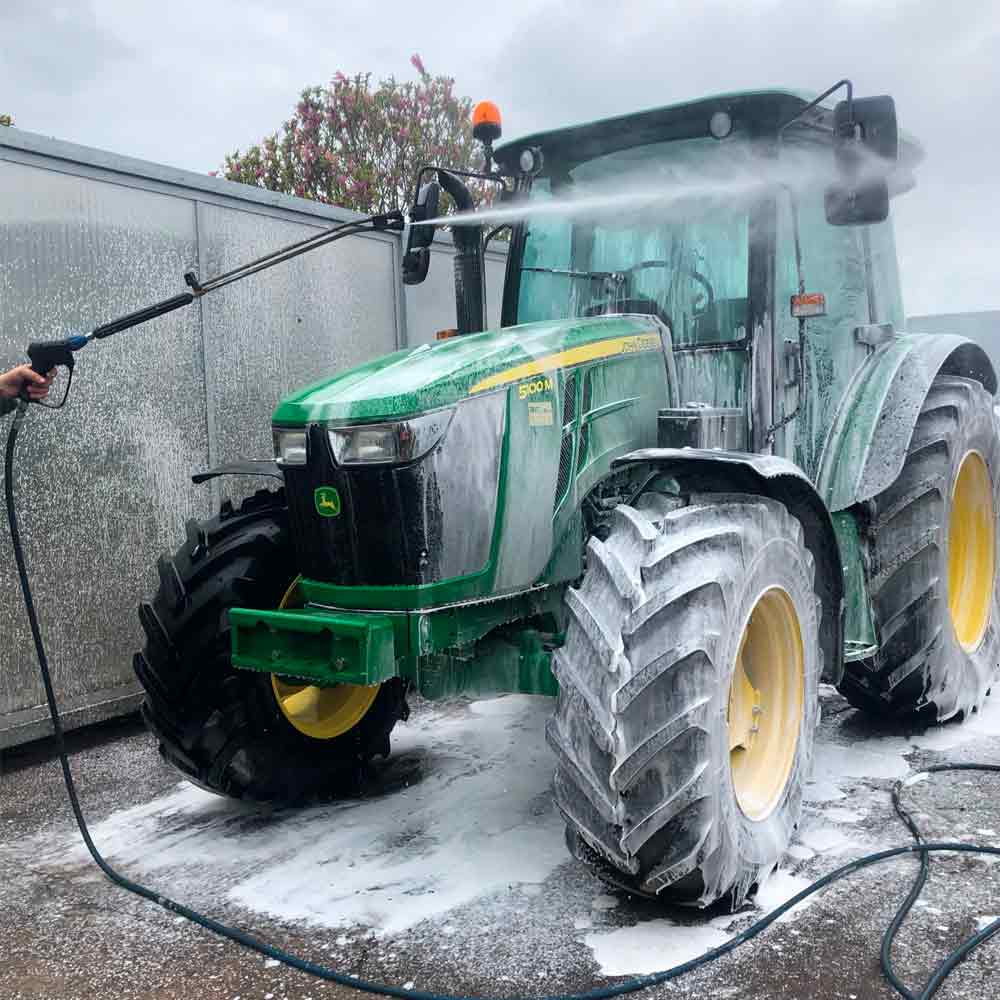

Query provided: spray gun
[21,290,199,403]
[26,335,89,376]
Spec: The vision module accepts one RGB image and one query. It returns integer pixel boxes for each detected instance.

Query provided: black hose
[883,763,1000,999]
[4,406,999,1000]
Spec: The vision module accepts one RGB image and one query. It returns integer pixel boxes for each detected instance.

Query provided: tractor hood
[271,314,666,425]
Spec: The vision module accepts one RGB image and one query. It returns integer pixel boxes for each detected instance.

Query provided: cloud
[1,1,133,95]
[2,0,999,313]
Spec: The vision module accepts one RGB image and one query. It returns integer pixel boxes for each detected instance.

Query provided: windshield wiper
[521,261,674,279]
[519,266,618,280]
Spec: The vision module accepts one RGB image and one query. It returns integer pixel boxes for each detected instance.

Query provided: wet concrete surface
[1,688,999,1000]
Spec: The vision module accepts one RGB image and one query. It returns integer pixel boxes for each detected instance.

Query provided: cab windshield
[516,136,751,346]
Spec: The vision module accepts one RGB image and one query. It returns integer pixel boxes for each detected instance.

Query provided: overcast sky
[3,0,998,316]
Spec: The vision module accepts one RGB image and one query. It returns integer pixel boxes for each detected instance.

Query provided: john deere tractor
[134,85,1000,906]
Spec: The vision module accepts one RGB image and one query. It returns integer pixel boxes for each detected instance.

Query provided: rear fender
[816,334,996,512]
[613,449,844,683]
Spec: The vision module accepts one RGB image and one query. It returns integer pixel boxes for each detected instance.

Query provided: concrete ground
[1,686,999,1000]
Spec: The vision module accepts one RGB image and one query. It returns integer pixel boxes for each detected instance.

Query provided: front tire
[548,492,821,906]
[133,489,408,803]
[839,375,1000,721]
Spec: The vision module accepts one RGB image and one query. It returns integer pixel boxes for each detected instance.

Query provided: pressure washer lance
[5,206,1000,1000]
[20,209,405,394]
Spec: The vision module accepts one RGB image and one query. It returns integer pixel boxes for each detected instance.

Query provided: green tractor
[134,85,1000,907]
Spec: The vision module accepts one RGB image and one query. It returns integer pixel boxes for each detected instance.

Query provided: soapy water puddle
[21,687,1000,979]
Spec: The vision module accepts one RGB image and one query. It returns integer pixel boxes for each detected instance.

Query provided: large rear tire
[133,489,408,803]
[839,376,1000,721]
[548,492,822,906]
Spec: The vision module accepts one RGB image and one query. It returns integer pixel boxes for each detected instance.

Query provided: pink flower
[209,54,485,213]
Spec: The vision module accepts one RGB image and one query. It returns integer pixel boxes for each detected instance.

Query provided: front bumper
[228,583,564,693]
[229,606,397,686]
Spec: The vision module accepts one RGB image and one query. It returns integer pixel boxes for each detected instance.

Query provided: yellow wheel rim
[728,587,804,822]
[948,451,995,651]
[270,578,380,741]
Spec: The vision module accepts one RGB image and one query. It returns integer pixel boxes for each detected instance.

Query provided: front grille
[282,394,505,586]
[282,426,372,584]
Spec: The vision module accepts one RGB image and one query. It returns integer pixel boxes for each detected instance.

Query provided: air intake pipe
[438,170,485,335]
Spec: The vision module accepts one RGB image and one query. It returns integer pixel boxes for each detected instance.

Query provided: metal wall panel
[0,127,505,747]
[0,157,208,742]
[908,311,1000,375]
[197,203,401,507]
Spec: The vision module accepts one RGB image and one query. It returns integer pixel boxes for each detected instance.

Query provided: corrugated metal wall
[0,128,506,747]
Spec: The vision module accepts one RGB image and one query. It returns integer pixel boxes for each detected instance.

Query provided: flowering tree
[220,55,485,213]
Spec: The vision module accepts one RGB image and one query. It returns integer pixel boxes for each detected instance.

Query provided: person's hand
[0,365,56,402]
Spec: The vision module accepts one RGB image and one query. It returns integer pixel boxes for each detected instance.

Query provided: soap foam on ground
[56,696,566,936]
[30,686,1000,980]
[584,920,731,976]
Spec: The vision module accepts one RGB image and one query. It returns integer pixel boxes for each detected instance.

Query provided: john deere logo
[314,486,341,518]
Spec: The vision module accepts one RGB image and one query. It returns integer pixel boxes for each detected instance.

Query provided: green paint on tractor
[270,314,667,425]
[234,89,945,695]
[138,84,1000,907]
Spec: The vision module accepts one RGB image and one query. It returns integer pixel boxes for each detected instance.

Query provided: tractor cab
[406,88,920,471]
[491,90,920,469]
[492,89,918,326]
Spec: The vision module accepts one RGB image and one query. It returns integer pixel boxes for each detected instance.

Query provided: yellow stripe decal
[467,333,661,395]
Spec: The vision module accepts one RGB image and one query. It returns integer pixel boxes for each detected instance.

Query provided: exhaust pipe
[438,170,485,335]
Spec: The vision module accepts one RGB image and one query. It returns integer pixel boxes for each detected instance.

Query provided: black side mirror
[403,180,440,285]
[825,95,898,226]
[824,183,890,227]
[834,95,898,167]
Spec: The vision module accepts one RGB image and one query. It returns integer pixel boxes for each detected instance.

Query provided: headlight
[328,409,454,466]
[273,429,307,465]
